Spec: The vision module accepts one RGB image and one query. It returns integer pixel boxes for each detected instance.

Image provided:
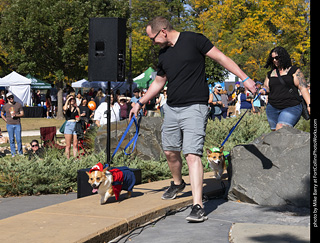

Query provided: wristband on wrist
[137,100,144,107]
[262,88,267,93]
[242,77,250,83]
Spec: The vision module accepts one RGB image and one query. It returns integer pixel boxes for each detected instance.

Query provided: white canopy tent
[71,79,137,95]
[0,71,32,106]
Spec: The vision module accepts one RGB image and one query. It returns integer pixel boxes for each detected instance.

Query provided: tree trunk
[56,86,64,120]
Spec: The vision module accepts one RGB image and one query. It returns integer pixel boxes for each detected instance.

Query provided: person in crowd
[209,84,223,121]
[130,17,256,222]
[50,84,58,117]
[0,95,5,107]
[131,88,143,117]
[220,89,229,118]
[94,90,105,107]
[94,93,120,127]
[118,95,130,120]
[45,89,52,119]
[28,139,45,160]
[239,87,253,112]
[230,81,241,106]
[63,95,80,159]
[79,98,93,124]
[76,92,82,106]
[1,92,24,157]
[156,87,167,117]
[259,46,310,131]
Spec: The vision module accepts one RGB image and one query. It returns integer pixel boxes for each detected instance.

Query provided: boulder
[95,117,164,161]
[228,126,310,208]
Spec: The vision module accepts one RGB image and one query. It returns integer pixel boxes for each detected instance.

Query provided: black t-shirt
[157,32,214,107]
[267,66,300,109]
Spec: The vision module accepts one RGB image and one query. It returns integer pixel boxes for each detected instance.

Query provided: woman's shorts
[64,121,77,135]
[266,103,302,130]
[161,103,210,156]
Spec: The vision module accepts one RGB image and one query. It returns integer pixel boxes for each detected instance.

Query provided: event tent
[26,74,51,89]
[0,71,31,106]
[71,79,137,95]
[133,67,156,89]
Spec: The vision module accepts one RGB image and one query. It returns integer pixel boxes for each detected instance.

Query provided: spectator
[131,88,143,116]
[0,95,5,107]
[94,90,104,107]
[79,98,93,124]
[0,92,24,157]
[45,89,52,119]
[28,139,45,160]
[239,87,252,112]
[156,87,167,117]
[220,90,229,118]
[209,84,223,121]
[94,93,120,127]
[63,95,80,159]
[260,46,310,131]
[118,95,130,120]
[50,84,58,117]
[76,92,82,107]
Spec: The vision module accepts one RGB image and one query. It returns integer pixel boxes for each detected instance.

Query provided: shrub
[0,113,309,197]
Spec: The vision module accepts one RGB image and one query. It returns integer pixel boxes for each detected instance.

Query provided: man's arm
[129,75,167,120]
[206,46,256,94]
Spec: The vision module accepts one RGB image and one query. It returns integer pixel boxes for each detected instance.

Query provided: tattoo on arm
[296,69,307,88]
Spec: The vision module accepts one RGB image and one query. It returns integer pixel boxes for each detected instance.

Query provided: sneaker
[186,204,208,222]
[161,180,186,200]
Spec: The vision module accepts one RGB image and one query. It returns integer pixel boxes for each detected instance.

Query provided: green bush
[0,113,309,197]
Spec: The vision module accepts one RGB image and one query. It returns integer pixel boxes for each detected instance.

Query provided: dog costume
[89,163,135,200]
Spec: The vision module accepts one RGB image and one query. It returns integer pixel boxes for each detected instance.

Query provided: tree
[0,0,129,118]
[189,0,310,81]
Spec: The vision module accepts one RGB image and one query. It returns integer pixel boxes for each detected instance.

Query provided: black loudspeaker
[77,168,142,199]
[88,18,126,82]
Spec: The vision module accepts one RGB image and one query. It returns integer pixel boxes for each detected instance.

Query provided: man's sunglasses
[150,28,166,42]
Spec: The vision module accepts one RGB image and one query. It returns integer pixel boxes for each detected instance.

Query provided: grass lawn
[0,117,65,132]
[1,118,66,146]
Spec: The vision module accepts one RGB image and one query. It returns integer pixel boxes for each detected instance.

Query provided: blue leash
[111,115,141,159]
[220,92,261,148]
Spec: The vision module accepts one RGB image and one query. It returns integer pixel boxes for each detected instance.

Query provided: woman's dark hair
[264,46,292,70]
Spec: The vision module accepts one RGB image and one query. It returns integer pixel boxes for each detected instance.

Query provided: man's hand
[129,103,141,121]
[243,78,257,95]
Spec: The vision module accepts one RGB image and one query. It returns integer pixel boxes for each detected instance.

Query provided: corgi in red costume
[86,162,136,205]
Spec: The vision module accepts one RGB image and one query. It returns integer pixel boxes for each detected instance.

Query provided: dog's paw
[126,191,132,198]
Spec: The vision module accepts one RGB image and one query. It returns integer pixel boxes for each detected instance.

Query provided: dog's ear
[103,166,109,173]
[206,149,212,155]
[86,171,91,176]
[219,147,224,153]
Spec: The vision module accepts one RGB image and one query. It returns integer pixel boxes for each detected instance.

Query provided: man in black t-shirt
[130,17,256,222]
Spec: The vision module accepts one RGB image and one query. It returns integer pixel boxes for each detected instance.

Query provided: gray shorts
[161,103,210,156]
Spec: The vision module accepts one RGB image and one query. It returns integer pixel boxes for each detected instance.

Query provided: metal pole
[106,81,111,165]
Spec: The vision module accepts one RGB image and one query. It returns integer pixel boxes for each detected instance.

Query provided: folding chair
[40,126,65,150]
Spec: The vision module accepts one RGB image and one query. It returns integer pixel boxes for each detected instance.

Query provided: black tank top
[267,66,300,109]
[65,107,78,120]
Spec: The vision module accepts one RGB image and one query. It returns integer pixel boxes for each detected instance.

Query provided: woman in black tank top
[259,46,310,131]
[63,95,80,158]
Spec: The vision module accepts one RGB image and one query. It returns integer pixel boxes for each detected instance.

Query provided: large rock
[95,117,164,160]
[228,126,310,208]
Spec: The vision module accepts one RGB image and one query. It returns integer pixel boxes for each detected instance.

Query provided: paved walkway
[1,129,62,137]
[0,172,310,243]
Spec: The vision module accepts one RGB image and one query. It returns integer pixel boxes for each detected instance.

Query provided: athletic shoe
[161,180,186,200]
[186,204,208,222]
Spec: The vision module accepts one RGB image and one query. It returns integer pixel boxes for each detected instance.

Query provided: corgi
[86,163,135,205]
[206,147,226,180]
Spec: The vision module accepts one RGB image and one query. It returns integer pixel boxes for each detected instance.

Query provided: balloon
[88,101,97,111]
